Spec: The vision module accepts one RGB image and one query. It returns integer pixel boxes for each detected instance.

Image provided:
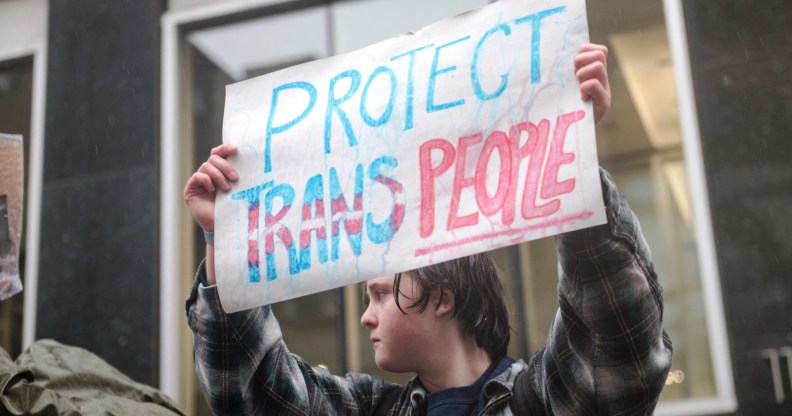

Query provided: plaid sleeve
[185,262,402,416]
[530,168,673,416]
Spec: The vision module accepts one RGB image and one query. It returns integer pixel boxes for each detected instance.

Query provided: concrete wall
[36,0,165,387]
[683,1,792,413]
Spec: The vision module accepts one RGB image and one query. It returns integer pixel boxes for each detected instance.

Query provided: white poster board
[216,0,604,312]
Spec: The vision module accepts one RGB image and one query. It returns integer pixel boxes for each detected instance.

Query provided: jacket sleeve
[529,168,673,415]
[185,262,402,416]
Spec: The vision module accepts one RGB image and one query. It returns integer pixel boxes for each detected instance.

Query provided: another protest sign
[0,133,24,301]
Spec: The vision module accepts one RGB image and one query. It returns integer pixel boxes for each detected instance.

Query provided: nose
[360,303,377,329]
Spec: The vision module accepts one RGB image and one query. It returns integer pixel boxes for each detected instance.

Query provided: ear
[434,288,455,319]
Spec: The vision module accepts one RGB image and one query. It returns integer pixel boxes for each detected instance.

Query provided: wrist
[203,230,214,245]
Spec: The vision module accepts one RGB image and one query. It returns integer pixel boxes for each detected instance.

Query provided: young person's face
[360,273,440,373]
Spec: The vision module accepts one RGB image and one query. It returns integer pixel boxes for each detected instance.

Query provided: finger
[206,144,239,183]
[578,43,608,58]
[579,78,609,103]
[183,172,214,198]
[574,49,608,74]
[209,143,238,158]
[198,161,232,192]
[579,79,611,124]
[207,154,239,182]
[576,60,609,91]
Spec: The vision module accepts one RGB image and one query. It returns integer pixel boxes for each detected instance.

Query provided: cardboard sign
[216,0,605,312]
[0,133,24,301]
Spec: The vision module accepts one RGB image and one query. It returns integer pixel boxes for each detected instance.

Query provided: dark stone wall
[683,1,792,413]
[38,0,164,386]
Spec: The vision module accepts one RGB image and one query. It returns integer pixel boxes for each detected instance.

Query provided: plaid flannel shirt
[186,168,673,415]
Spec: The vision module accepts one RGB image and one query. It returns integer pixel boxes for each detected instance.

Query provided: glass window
[509,0,722,408]
[176,0,729,413]
[182,0,492,396]
[332,0,491,54]
[185,6,336,414]
[0,56,32,360]
[594,1,720,404]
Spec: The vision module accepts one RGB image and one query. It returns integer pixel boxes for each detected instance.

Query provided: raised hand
[183,143,239,233]
[574,43,611,125]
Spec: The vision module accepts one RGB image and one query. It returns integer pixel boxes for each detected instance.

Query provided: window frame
[160,0,332,410]
[653,0,736,414]
[160,1,737,414]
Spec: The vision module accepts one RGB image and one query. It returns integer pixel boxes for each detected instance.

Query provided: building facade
[0,0,790,414]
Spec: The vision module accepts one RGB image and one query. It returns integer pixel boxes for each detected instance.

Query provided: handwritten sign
[215,0,605,312]
[0,133,24,301]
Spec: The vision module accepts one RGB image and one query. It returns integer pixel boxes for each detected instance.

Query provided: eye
[363,291,385,306]
[371,289,390,302]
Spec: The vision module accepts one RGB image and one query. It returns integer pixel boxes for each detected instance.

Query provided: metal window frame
[653,0,737,414]
[161,0,334,407]
[161,0,738,414]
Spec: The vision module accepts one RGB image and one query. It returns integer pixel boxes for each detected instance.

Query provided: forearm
[187,267,283,414]
[544,168,672,415]
[205,243,216,285]
[556,168,666,349]
[185,262,395,415]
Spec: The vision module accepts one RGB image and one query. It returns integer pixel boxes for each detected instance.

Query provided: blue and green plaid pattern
[186,168,672,415]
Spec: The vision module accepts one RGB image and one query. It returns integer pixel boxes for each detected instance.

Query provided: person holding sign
[184,41,672,415]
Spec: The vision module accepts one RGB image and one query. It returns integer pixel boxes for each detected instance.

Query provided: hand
[574,43,611,125]
[183,144,239,232]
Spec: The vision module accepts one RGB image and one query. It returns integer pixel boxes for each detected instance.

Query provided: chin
[374,356,392,372]
[375,356,410,374]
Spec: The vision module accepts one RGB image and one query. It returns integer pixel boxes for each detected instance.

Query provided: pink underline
[414,211,593,257]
